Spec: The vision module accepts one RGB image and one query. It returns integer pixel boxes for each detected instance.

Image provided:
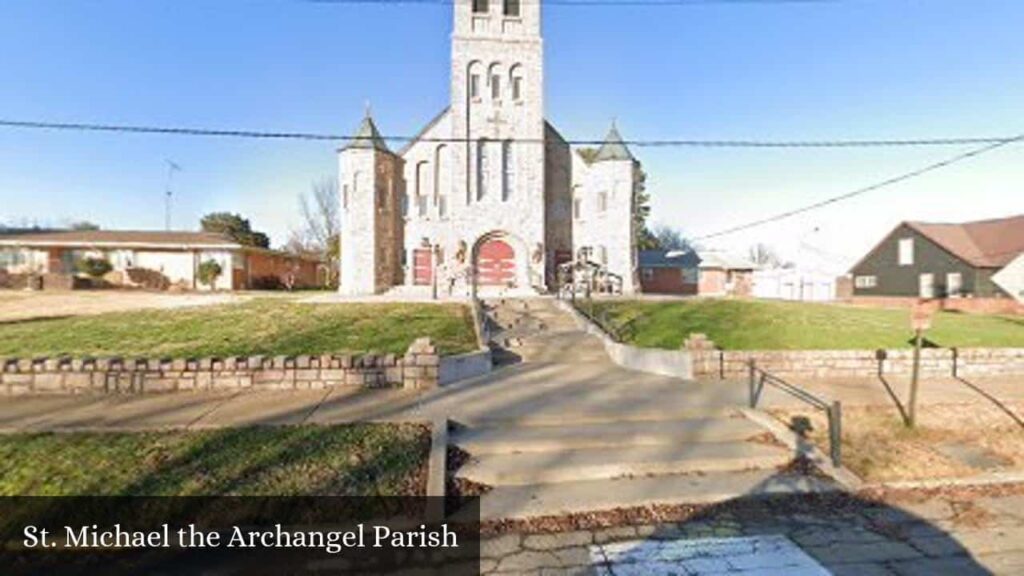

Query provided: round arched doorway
[475,236,517,287]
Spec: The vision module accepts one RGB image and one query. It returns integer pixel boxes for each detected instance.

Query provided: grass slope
[0,300,478,358]
[0,424,429,496]
[592,299,1024,350]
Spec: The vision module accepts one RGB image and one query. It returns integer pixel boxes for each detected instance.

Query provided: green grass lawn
[0,424,428,496]
[0,300,478,358]
[589,299,1024,350]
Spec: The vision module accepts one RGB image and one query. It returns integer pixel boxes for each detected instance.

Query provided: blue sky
[1,0,1022,265]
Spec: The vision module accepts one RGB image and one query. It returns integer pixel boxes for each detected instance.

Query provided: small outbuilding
[638,249,757,297]
[0,230,322,291]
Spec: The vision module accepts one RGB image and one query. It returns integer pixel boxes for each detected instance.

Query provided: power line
[306,0,836,5]
[0,119,1014,149]
[693,134,1024,241]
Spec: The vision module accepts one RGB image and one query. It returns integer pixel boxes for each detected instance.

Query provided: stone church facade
[339,0,643,297]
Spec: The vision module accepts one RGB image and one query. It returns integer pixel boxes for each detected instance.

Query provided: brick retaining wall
[691,346,1024,379]
[0,338,440,395]
[848,296,1024,315]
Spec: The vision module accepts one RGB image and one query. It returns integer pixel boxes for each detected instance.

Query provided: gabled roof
[697,250,758,271]
[343,114,391,153]
[905,214,1024,268]
[638,249,700,269]
[593,123,635,162]
[0,230,241,249]
[397,107,450,157]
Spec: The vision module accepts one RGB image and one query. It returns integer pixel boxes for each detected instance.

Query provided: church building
[339,0,644,297]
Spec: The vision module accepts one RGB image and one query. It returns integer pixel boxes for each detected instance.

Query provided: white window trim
[898,237,914,266]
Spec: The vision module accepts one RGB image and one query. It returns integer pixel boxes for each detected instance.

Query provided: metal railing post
[828,400,842,467]
[748,360,757,408]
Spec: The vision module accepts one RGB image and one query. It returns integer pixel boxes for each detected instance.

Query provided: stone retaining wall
[0,338,441,395]
[692,346,1024,379]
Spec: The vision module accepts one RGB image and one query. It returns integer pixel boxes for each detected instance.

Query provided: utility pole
[164,160,182,231]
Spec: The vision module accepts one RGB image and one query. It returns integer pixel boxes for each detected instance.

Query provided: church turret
[339,112,405,295]
[571,122,642,294]
[593,123,636,163]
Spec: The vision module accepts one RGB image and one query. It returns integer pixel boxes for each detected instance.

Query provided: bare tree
[298,177,340,251]
[748,243,783,268]
[294,176,341,287]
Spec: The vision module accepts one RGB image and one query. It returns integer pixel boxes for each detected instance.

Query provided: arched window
[488,63,502,101]
[467,61,483,100]
[504,0,520,17]
[501,140,513,201]
[509,65,524,101]
[476,139,490,201]
[415,161,429,217]
[434,144,449,218]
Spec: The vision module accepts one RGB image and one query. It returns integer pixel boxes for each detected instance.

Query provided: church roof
[343,114,391,153]
[593,123,635,162]
[397,107,450,156]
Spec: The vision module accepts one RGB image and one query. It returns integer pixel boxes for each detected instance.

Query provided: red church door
[476,239,516,286]
[413,249,433,286]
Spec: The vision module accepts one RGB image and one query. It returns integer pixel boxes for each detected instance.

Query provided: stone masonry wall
[0,338,440,395]
[690,344,1024,380]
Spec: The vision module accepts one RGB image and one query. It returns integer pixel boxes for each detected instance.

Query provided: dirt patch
[772,402,1024,483]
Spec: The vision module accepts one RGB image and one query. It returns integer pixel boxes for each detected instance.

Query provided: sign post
[907,302,935,428]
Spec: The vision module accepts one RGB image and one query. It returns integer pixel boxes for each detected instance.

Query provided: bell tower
[450,0,545,207]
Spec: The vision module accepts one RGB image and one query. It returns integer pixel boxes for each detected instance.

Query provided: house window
[491,74,501,100]
[598,192,608,213]
[573,197,581,220]
[473,0,488,13]
[0,248,25,268]
[919,273,935,298]
[946,272,963,297]
[854,275,877,289]
[642,268,653,280]
[898,238,914,266]
[342,184,349,211]
[682,268,698,284]
[504,0,520,17]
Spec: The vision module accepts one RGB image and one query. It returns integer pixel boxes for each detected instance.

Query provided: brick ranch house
[0,230,322,291]
[638,249,757,296]
[849,214,1024,313]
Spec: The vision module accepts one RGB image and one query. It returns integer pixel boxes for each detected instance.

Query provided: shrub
[125,267,171,290]
[197,259,223,290]
[75,257,113,279]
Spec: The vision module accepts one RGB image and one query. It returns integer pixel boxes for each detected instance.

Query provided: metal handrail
[748,360,843,467]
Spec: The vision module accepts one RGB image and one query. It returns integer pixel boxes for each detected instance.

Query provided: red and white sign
[910,301,937,332]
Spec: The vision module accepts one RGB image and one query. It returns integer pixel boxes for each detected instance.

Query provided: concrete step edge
[472,472,840,521]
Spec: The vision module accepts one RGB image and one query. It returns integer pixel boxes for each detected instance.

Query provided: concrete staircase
[450,413,833,521]
[454,298,836,521]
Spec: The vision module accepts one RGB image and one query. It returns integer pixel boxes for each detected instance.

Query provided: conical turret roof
[344,113,391,153]
[593,122,635,162]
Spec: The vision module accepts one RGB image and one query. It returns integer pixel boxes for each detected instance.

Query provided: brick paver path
[479,490,1024,575]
